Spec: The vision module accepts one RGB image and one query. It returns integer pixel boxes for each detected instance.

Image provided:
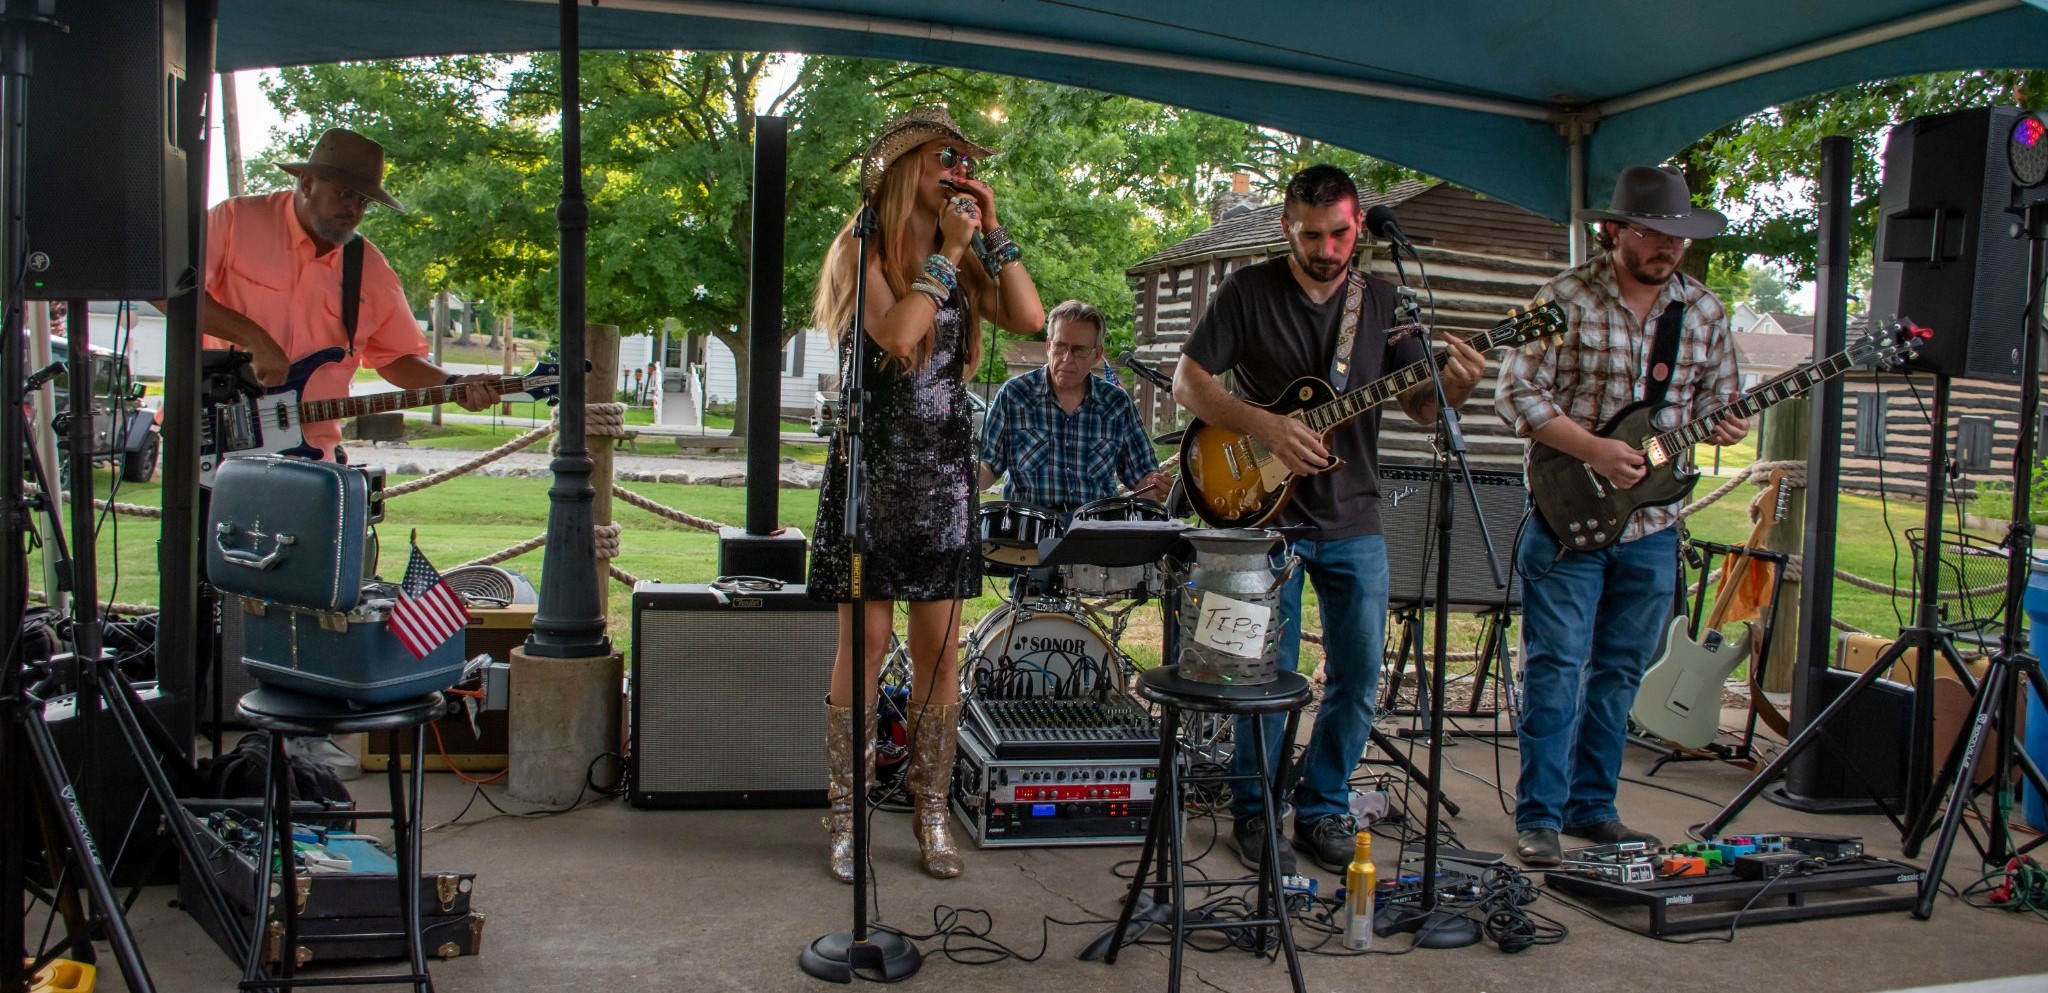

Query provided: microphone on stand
[1119,350,1174,392]
[1364,204,1417,257]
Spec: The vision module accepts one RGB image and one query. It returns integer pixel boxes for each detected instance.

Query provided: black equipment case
[179,800,484,966]
[629,581,836,808]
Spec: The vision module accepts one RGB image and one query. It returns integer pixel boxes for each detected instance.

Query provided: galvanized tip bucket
[1169,528,1297,685]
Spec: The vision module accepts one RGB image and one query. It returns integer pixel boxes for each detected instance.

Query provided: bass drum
[964,601,1114,697]
[1060,497,1171,599]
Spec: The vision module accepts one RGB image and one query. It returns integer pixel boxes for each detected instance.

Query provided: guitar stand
[1381,604,1515,740]
[1635,539,1789,775]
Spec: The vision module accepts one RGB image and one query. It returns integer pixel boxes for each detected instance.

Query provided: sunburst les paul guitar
[1178,304,1567,529]
[198,346,568,488]
[1528,319,1926,552]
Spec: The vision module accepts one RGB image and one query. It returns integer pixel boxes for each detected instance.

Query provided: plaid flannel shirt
[1494,253,1742,544]
[978,368,1159,513]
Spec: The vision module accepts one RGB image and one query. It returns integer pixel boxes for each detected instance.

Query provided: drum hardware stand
[1900,194,2048,918]
[800,179,921,983]
[1631,539,1790,775]
[1369,237,1502,949]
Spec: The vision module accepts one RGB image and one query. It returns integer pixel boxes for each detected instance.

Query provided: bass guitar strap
[341,234,364,355]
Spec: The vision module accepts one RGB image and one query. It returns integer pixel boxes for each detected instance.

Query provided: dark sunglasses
[936,146,978,178]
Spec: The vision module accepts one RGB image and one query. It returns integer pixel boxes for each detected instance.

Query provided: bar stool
[1104,666,1310,993]
[235,686,446,993]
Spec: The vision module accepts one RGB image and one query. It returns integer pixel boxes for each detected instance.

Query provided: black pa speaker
[1377,462,1526,611]
[628,582,836,808]
[1868,107,2029,384]
[23,0,189,300]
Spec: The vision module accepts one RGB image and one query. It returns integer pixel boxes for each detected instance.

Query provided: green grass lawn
[43,460,1973,667]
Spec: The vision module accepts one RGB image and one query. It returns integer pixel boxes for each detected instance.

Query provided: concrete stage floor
[97,724,2048,992]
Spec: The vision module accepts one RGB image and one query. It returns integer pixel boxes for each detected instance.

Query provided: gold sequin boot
[823,699,873,884]
[903,701,965,879]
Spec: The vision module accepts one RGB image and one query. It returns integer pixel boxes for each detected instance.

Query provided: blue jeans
[1513,516,1677,832]
[1230,534,1388,824]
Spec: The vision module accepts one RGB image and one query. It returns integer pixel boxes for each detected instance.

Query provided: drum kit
[969,495,1176,698]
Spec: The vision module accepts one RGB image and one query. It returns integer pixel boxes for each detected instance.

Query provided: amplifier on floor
[629,581,836,808]
[1376,462,1526,611]
[951,726,1158,847]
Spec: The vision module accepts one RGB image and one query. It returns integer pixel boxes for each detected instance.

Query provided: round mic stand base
[799,930,924,984]
[1375,903,1482,949]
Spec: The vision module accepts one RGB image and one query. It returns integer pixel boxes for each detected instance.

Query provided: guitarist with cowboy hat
[1494,165,1749,867]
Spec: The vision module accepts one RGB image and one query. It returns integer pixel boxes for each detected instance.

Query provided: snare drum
[977,501,1061,575]
[1058,497,1170,599]
[964,601,1114,695]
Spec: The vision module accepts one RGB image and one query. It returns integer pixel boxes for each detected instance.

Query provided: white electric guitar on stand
[198,346,567,487]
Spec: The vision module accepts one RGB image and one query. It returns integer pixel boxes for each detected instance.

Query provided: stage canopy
[215,0,2048,221]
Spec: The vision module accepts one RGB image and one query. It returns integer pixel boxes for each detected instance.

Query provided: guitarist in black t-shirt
[1173,165,1485,872]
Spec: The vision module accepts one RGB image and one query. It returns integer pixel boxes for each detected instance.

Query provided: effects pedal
[1560,842,1656,885]
[1734,850,1817,881]
[1785,833,1864,860]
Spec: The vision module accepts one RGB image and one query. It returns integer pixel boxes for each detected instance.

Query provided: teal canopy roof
[215,0,2048,220]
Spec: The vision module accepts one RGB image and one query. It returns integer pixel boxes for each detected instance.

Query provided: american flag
[387,539,468,660]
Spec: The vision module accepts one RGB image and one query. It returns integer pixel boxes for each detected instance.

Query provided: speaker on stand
[22,0,188,301]
[1375,463,1526,735]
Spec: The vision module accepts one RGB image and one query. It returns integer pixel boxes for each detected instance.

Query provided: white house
[701,328,836,416]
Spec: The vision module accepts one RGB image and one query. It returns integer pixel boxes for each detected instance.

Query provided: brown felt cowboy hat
[278,128,405,213]
[860,106,997,200]
[1575,165,1724,240]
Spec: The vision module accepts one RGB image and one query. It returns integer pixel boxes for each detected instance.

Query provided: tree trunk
[456,298,475,345]
[430,290,450,426]
[716,328,749,438]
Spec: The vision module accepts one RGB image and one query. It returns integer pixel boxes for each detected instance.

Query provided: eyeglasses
[1623,224,1691,248]
[1048,342,1099,357]
[936,146,978,179]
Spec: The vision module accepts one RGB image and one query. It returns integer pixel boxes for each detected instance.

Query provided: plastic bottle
[1343,831,1377,950]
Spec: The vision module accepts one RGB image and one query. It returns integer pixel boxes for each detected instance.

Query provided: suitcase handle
[214,522,297,570]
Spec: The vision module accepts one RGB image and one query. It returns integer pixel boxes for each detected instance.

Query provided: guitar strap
[1641,286,1686,407]
[1326,271,1367,390]
[341,234,364,356]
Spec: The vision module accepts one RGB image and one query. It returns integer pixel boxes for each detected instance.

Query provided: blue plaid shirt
[978,368,1159,513]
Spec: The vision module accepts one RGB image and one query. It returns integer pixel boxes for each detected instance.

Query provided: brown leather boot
[823,699,873,884]
[903,701,965,878]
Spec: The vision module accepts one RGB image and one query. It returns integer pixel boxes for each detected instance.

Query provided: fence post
[1757,393,1809,694]
[588,323,620,615]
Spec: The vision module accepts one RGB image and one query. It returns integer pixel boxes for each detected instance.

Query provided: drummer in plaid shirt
[977,299,1170,516]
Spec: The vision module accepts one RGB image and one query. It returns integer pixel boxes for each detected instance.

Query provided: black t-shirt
[1181,257,1426,540]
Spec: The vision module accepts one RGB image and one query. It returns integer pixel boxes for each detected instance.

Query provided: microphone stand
[800,199,923,983]
[1374,245,1498,950]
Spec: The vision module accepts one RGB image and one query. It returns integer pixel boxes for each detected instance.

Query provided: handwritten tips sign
[1192,592,1271,659]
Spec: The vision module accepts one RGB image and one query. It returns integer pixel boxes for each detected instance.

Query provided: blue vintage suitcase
[207,456,373,613]
[238,590,466,706]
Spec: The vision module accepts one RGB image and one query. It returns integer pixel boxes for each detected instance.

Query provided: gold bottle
[1343,831,1376,950]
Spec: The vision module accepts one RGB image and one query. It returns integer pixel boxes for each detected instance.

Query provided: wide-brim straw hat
[278,127,406,213]
[1574,165,1724,240]
[861,106,996,199]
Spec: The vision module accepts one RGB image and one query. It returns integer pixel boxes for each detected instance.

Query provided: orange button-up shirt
[203,191,426,454]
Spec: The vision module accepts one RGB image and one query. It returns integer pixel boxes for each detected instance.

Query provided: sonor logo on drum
[1018,635,1092,657]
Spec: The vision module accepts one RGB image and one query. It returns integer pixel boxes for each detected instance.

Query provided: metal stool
[235,687,446,993]
[1105,666,1310,993]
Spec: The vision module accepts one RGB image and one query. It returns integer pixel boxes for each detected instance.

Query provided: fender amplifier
[629,582,837,808]
[1377,462,1526,611]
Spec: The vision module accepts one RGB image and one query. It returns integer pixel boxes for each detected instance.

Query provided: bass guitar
[1528,319,1924,551]
[1631,469,1788,750]
[1179,303,1566,528]
[199,346,567,487]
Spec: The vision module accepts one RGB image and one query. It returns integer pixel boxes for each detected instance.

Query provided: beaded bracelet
[983,226,1022,269]
[924,253,959,293]
[909,279,950,305]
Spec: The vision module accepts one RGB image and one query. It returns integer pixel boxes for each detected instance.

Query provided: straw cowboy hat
[861,106,997,200]
[278,127,406,213]
[1575,165,1724,240]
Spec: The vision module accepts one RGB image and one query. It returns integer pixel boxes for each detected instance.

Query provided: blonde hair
[813,148,990,376]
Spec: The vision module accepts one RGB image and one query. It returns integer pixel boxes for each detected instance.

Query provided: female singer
[809,107,1045,881]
